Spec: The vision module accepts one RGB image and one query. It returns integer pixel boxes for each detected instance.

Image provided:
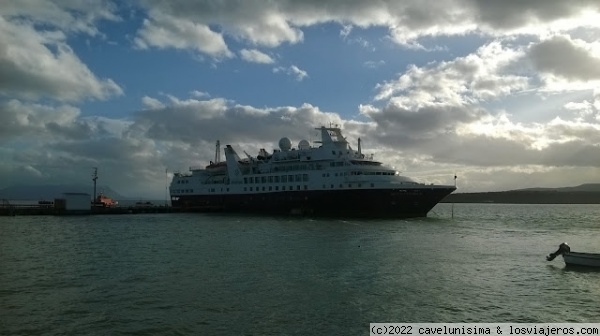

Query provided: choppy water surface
[1,204,599,335]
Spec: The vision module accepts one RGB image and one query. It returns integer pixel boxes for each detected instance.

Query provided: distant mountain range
[442,183,600,204]
[0,184,128,201]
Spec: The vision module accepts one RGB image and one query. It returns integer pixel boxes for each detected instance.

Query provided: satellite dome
[279,137,292,151]
[298,139,310,150]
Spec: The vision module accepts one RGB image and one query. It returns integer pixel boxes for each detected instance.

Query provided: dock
[0,203,183,216]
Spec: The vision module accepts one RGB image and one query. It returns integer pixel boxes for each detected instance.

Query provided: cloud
[375,41,529,106]
[528,35,600,82]
[273,65,309,81]
[134,10,233,58]
[142,96,165,109]
[364,60,385,69]
[0,7,123,102]
[190,90,210,98]
[0,99,84,142]
[135,0,600,51]
[239,49,275,64]
[0,0,120,36]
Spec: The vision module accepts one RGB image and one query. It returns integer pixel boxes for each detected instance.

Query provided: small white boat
[547,243,600,268]
[562,252,600,267]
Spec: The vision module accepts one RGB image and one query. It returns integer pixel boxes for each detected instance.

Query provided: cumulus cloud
[375,41,529,106]
[239,49,275,64]
[134,0,600,51]
[0,5,123,102]
[142,96,165,109]
[134,10,233,58]
[0,0,120,36]
[273,65,309,81]
[528,35,600,84]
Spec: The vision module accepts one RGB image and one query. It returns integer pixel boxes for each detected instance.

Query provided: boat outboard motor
[546,242,570,261]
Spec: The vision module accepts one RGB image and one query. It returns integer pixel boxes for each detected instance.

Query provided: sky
[1,0,600,199]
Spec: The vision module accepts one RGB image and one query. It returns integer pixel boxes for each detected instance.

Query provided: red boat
[95,193,118,207]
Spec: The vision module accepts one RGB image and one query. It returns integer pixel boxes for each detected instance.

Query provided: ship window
[282,175,287,183]
[330,162,335,167]
[274,176,280,183]
[261,177,266,183]
[282,186,285,191]
[227,188,229,192]
[302,174,308,181]
[322,173,326,177]
[339,184,343,188]
[269,186,272,191]
[331,184,334,188]
[334,173,338,177]
[244,178,247,184]
[262,187,266,191]
[249,177,253,183]
[358,184,362,187]
[295,174,301,182]
[349,184,352,188]
[296,185,300,190]
[275,186,279,191]
[332,151,336,155]
[304,185,308,190]
[288,175,293,181]
[249,187,253,191]
[269,176,273,183]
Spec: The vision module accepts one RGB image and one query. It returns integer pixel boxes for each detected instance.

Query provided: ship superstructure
[170,126,455,217]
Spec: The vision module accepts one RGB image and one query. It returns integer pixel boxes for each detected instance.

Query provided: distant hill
[0,184,128,201]
[443,184,600,204]
[516,183,600,192]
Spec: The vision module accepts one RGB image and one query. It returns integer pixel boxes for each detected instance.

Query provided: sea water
[1,203,599,335]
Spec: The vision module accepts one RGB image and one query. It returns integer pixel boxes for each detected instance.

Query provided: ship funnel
[318,126,333,144]
[224,145,243,183]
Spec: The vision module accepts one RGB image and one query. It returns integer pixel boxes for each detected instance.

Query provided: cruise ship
[169,126,456,217]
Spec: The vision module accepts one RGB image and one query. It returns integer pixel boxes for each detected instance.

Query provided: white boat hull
[563,252,600,267]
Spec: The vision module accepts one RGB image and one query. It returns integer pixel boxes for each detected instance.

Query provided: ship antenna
[358,138,362,156]
[215,140,221,163]
[165,168,168,207]
[452,174,457,218]
[92,167,98,205]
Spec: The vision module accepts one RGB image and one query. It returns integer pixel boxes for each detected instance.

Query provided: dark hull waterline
[171,187,455,218]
